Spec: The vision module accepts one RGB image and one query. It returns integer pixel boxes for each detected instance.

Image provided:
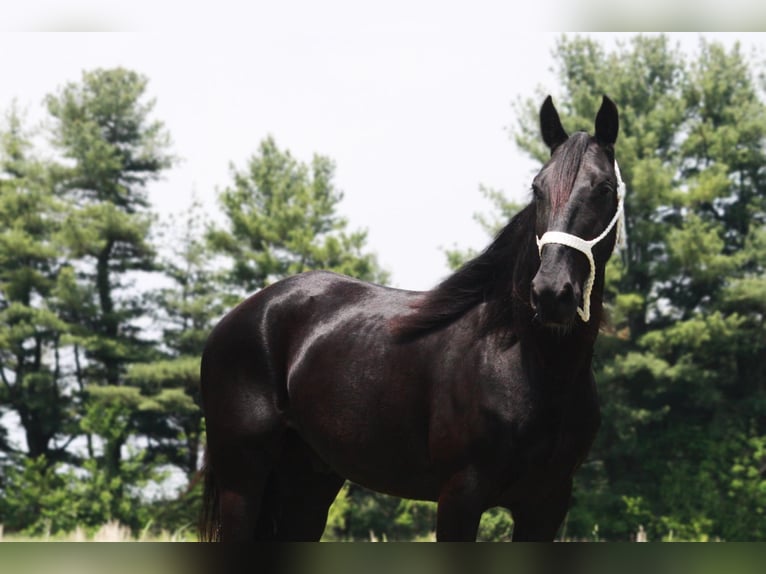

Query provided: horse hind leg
[203,436,281,541]
[200,319,289,541]
[200,373,285,540]
[270,431,345,541]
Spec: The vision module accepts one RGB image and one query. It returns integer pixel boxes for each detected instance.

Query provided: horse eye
[532,185,543,200]
[596,182,614,196]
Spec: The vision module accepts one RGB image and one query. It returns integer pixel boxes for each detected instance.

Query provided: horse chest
[490,389,599,505]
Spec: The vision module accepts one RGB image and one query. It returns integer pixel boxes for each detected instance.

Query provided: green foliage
[0,455,78,534]
[324,488,515,542]
[327,485,436,541]
[0,453,157,536]
[0,67,185,537]
[47,67,172,388]
[152,199,225,356]
[725,434,766,539]
[321,483,352,540]
[208,136,389,298]
[0,103,71,461]
[45,68,173,208]
[477,507,514,542]
[124,200,221,477]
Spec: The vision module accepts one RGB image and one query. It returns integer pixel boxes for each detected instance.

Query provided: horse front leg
[435,468,485,541]
[510,479,572,541]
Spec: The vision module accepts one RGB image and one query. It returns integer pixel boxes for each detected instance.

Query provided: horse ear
[595,95,619,146]
[540,95,568,153]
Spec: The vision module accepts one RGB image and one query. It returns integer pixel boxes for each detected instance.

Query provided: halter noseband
[535,161,626,323]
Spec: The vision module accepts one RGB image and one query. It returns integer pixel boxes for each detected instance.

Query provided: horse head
[530,95,623,327]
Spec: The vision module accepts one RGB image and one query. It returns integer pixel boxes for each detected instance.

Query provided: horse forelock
[547,132,592,213]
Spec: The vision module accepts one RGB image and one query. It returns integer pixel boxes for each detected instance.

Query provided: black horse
[199,95,622,541]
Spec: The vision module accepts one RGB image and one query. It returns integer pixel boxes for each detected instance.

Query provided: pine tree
[0,104,70,464]
[46,67,173,388]
[43,68,174,526]
[127,199,223,479]
[208,136,388,300]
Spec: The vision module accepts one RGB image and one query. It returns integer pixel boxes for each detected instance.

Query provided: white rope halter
[535,161,626,323]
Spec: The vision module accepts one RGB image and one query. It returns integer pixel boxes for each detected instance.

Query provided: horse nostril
[530,284,540,311]
[559,282,574,304]
[530,278,549,313]
[531,277,555,316]
[530,277,577,324]
[555,282,577,314]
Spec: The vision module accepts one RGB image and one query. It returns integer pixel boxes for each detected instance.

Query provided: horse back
[199,271,422,440]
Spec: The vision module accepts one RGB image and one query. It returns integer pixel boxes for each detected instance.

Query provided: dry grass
[0,521,195,542]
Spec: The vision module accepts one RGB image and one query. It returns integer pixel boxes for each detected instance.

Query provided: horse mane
[390,131,598,344]
[390,202,539,343]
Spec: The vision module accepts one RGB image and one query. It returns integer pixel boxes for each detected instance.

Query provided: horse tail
[198,453,221,542]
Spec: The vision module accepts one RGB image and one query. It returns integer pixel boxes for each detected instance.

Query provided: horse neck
[522,269,605,385]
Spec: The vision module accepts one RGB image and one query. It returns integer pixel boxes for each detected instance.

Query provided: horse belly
[285,331,441,500]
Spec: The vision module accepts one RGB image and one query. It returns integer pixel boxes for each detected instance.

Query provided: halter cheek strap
[535,161,626,323]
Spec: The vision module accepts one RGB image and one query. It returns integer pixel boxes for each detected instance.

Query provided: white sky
[0,15,763,290]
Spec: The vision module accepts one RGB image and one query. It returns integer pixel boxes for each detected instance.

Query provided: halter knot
[535,161,626,322]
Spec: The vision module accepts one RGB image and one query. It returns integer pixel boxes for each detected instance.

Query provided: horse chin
[534,312,577,335]
[545,320,576,336]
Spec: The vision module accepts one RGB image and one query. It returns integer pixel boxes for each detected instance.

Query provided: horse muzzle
[530,265,582,327]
